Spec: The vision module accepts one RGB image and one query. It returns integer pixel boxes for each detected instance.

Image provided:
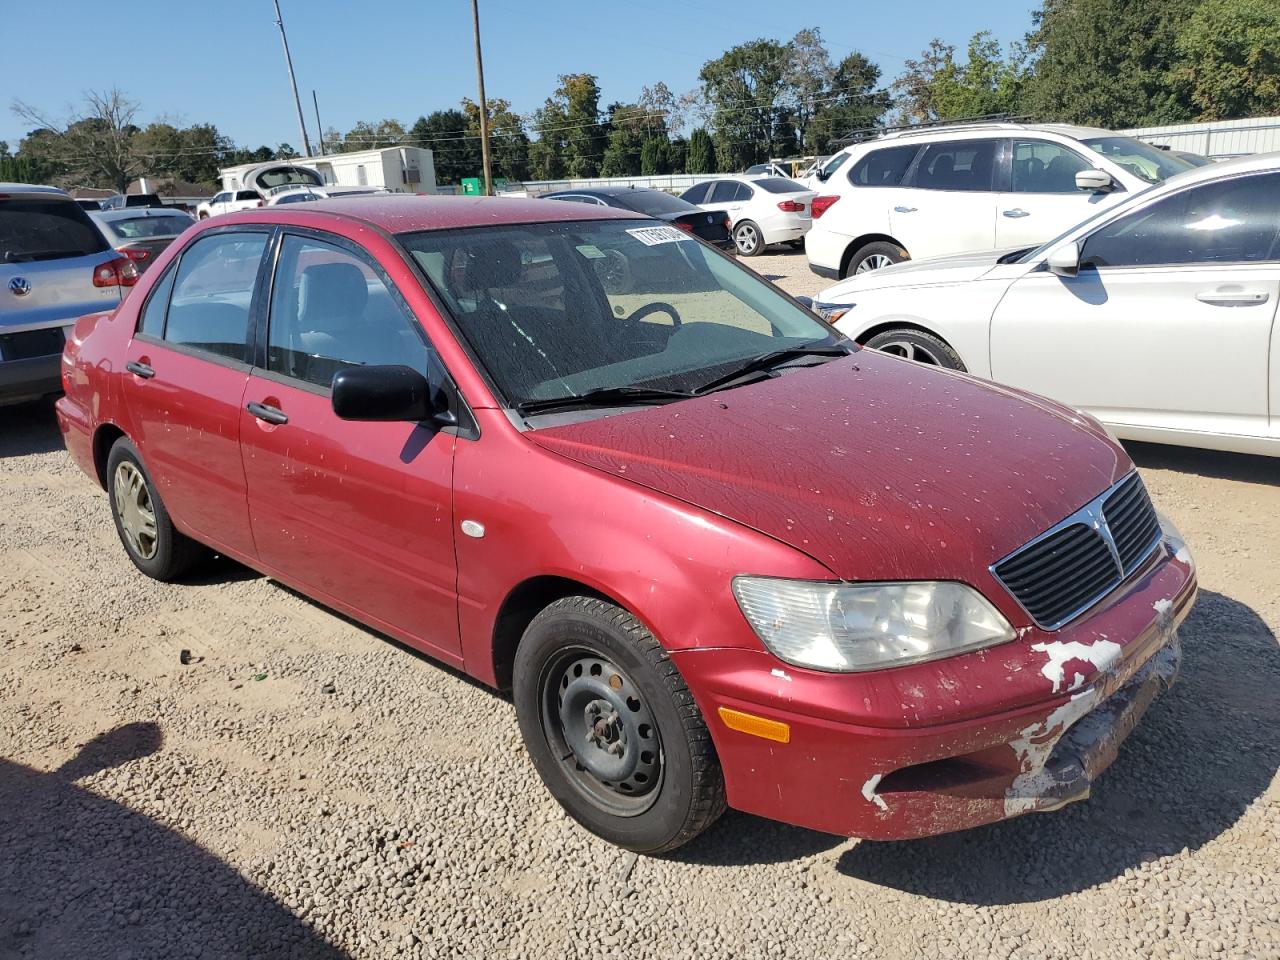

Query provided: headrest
[300,262,368,322]
[455,240,524,294]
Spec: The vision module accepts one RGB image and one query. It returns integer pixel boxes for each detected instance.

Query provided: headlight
[812,300,854,324]
[732,577,1014,673]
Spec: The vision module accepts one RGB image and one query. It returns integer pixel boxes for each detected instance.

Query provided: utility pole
[273,0,314,158]
[312,90,325,156]
[471,0,493,195]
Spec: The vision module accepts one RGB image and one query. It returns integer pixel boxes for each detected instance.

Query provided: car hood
[820,247,1023,299]
[527,351,1129,583]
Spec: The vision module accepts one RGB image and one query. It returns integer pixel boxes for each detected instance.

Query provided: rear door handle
[893,205,917,213]
[246,401,288,425]
[1002,208,1031,218]
[1195,288,1270,305]
[126,360,155,379]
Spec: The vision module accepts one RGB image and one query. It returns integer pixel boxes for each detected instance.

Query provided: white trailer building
[219,147,437,196]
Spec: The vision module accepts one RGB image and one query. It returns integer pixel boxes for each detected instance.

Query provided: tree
[699,39,788,172]
[686,127,714,173]
[340,118,407,152]
[1027,0,1198,127]
[781,28,834,155]
[809,52,890,150]
[600,103,648,177]
[536,74,604,179]
[410,109,480,184]
[11,88,144,191]
[1172,0,1280,120]
[462,97,530,182]
[893,33,1027,124]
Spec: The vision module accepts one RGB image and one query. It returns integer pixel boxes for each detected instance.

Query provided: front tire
[864,327,967,371]
[844,241,908,278]
[732,220,765,257]
[513,596,726,853]
[106,438,206,581]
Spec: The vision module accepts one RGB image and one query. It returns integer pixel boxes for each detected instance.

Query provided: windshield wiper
[692,343,852,396]
[516,385,693,416]
[4,249,90,263]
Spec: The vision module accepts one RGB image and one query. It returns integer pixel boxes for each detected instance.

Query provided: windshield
[615,191,696,217]
[819,153,850,179]
[1081,136,1194,184]
[398,219,842,413]
[1017,183,1157,263]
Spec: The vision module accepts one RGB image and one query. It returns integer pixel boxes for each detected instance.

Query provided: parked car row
[53,190,1197,857]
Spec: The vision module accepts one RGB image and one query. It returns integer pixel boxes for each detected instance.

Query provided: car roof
[213,194,648,233]
[0,182,71,197]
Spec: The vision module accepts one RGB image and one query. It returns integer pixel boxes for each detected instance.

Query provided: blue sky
[3,0,1035,150]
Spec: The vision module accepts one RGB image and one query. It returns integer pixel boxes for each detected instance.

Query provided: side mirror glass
[1075,169,1114,193]
[1046,241,1081,278]
[331,364,451,423]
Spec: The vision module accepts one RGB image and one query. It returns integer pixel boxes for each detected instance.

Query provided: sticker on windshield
[626,225,689,246]
[575,244,607,259]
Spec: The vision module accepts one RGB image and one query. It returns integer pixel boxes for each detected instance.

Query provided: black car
[540,187,733,251]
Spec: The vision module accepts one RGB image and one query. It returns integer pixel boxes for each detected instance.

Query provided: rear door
[888,138,999,260]
[120,228,269,558]
[995,139,1123,249]
[701,180,746,227]
[238,230,461,659]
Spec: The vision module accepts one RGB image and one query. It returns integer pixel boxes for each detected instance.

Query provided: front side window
[1011,140,1092,194]
[1082,173,1280,268]
[163,232,267,361]
[847,145,919,187]
[267,234,430,388]
[909,140,997,192]
[399,220,842,411]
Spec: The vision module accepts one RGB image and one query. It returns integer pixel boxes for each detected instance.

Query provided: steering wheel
[625,301,682,328]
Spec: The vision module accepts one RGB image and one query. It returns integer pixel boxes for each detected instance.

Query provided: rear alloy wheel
[513,596,725,853]
[845,241,908,277]
[733,220,764,257]
[106,438,207,581]
[864,327,967,371]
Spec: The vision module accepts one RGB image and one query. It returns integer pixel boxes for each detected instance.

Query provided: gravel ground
[1,256,1277,959]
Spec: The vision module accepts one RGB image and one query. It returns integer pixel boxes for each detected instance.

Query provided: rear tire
[864,327,966,371]
[733,220,765,257]
[843,241,908,278]
[513,596,726,854]
[106,438,207,581]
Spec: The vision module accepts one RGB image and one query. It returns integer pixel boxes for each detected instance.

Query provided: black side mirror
[331,364,452,424]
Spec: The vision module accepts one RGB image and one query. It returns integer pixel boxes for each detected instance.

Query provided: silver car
[1,183,133,405]
[90,207,195,273]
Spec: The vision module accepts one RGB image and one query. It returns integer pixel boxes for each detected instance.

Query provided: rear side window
[267,234,430,388]
[163,232,267,361]
[909,140,998,192]
[754,178,806,194]
[0,197,110,262]
[236,191,261,202]
[709,181,738,203]
[847,146,919,187]
[619,191,695,217]
[138,264,178,337]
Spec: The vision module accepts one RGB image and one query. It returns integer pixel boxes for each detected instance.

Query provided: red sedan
[56,196,1197,853]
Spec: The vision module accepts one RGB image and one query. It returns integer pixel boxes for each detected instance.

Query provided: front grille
[0,327,65,362]
[993,473,1162,630]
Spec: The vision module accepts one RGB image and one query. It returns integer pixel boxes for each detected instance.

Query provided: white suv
[805,121,1196,279]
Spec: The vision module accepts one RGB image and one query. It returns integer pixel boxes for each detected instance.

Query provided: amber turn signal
[717,706,791,743]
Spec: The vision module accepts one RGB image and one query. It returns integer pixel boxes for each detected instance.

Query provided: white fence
[1122,116,1280,160]
[500,173,712,197]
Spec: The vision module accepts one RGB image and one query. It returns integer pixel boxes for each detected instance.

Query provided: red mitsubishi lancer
[57,196,1197,853]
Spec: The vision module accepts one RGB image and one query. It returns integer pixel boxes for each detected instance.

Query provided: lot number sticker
[626,225,690,246]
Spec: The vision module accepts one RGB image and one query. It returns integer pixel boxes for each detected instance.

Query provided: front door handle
[893,205,917,213]
[1002,208,1031,218]
[1195,288,1270,306]
[246,401,288,425]
[126,360,155,379]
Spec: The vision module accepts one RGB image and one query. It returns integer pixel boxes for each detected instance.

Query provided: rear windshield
[617,191,695,217]
[754,177,807,194]
[108,214,194,239]
[1,197,110,263]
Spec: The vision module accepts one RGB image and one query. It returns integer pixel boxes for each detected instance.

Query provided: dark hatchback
[541,187,733,251]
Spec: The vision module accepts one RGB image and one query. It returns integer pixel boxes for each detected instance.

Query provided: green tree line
[7,0,1279,191]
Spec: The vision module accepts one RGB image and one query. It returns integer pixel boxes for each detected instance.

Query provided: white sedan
[813,152,1280,457]
[680,176,815,257]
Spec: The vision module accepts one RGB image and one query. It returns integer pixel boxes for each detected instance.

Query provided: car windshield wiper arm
[516,386,693,416]
[692,343,852,396]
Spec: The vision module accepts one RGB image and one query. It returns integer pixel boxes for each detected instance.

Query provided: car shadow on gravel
[1126,441,1279,486]
[834,589,1279,905]
[0,398,64,458]
[0,722,349,960]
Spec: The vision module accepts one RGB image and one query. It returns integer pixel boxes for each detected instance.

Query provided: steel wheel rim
[113,461,158,560]
[734,224,759,254]
[855,253,894,273]
[539,647,663,817]
[876,339,942,365]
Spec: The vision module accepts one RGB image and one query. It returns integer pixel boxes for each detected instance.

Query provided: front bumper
[673,535,1196,840]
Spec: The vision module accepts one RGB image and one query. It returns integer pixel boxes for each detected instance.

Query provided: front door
[120,229,269,558]
[238,231,460,659]
[995,139,1124,250]
[990,172,1280,439]
[888,138,999,260]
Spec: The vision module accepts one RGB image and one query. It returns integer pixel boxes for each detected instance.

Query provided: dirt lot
[1,250,1277,960]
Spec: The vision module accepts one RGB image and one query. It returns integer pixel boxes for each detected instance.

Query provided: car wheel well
[491,576,616,691]
[855,320,954,349]
[92,424,127,489]
[840,234,908,276]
